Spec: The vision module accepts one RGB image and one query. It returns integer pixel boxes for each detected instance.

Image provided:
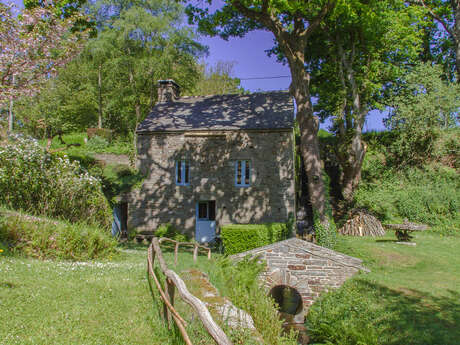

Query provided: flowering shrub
[0,134,111,228]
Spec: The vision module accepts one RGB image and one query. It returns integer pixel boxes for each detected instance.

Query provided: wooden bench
[384,220,429,242]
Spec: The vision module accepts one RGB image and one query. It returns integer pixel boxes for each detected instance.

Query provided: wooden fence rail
[158,237,211,265]
[147,237,232,345]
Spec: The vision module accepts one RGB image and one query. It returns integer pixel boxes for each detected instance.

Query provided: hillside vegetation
[318,128,460,235]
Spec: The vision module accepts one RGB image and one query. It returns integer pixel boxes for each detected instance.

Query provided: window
[235,160,250,187]
[175,159,190,185]
[198,201,216,220]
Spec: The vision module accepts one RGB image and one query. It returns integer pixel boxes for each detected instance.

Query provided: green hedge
[221,223,290,255]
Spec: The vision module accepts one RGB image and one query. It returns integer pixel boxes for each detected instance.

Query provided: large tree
[412,0,460,82]
[300,0,423,203]
[16,0,205,139]
[186,0,336,227]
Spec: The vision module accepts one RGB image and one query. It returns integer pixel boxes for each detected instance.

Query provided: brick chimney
[157,79,180,103]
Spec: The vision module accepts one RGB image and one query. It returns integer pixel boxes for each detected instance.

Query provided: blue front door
[195,201,216,243]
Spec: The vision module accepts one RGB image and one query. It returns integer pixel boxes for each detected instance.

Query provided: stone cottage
[125,80,295,242]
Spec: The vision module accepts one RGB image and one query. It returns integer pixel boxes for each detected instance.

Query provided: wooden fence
[147,237,232,345]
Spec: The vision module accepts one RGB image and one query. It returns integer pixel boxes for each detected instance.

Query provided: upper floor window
[176,159,190,186]
[235,160,250,187]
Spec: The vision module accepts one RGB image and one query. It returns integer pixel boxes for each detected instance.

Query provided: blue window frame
[175,159,190,186]
[235,160,250,187]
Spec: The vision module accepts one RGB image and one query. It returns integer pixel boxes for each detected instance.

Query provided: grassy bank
[0,210,117,261]
[307,232,460,345]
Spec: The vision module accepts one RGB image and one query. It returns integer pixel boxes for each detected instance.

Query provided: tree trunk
[286,53,329,226]
[129,68,140,160]
[336,42,367,203]
[98,64,103,129]
[453,0,460,82]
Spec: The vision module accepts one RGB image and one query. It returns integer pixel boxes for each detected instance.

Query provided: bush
[0,210,117,260]
[0,134,111,228]
[221,223,290,255]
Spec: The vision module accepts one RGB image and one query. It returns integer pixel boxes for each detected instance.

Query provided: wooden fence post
[193,243,198,262]
[174,242,179,266]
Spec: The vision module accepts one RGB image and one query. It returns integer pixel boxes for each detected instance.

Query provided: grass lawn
[307,231,460,345]
[2,232,459,344]
[0,243,293,345]
[0,244,163,345]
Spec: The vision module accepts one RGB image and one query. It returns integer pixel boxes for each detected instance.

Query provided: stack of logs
[339,209,386,237]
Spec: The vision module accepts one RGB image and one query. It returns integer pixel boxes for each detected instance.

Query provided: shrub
[221,223,290,255]
[0,210,117,260]
[315,212,337,249]
[0,134,111,228]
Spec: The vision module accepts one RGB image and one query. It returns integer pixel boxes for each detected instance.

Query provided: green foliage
[155,223,189,242]
[314,212,338,250]
[99,164,145,205]
[43,132,134,155]
[0,135,112,227]
[355,163,459,234]
[314,172,338,249]
[221,223,290,255]
[16,0,205,138]
[306,280,380,345]
[386,62,460,166]
[188,61,245,96]
[0,210,117,260]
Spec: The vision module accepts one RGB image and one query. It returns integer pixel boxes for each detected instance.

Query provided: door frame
[195,200,216,243]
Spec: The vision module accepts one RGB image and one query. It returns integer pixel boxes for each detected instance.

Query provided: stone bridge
[231,238,368,323]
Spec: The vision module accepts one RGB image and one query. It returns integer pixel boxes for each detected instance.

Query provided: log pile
[339,210,385,237]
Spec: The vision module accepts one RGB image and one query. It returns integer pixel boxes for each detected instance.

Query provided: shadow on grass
[307,279,460,345]
[369,281,460,345]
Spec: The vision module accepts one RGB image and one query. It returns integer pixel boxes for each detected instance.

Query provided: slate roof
[136,91,294,133]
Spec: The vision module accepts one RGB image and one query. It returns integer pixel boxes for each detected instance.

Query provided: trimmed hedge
[221,223,290,255]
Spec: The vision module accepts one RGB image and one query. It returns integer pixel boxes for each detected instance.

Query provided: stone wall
[126,130,295,236]
[231,238,368,313]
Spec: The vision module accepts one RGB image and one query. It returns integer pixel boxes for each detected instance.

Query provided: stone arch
[269,284,303,316]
